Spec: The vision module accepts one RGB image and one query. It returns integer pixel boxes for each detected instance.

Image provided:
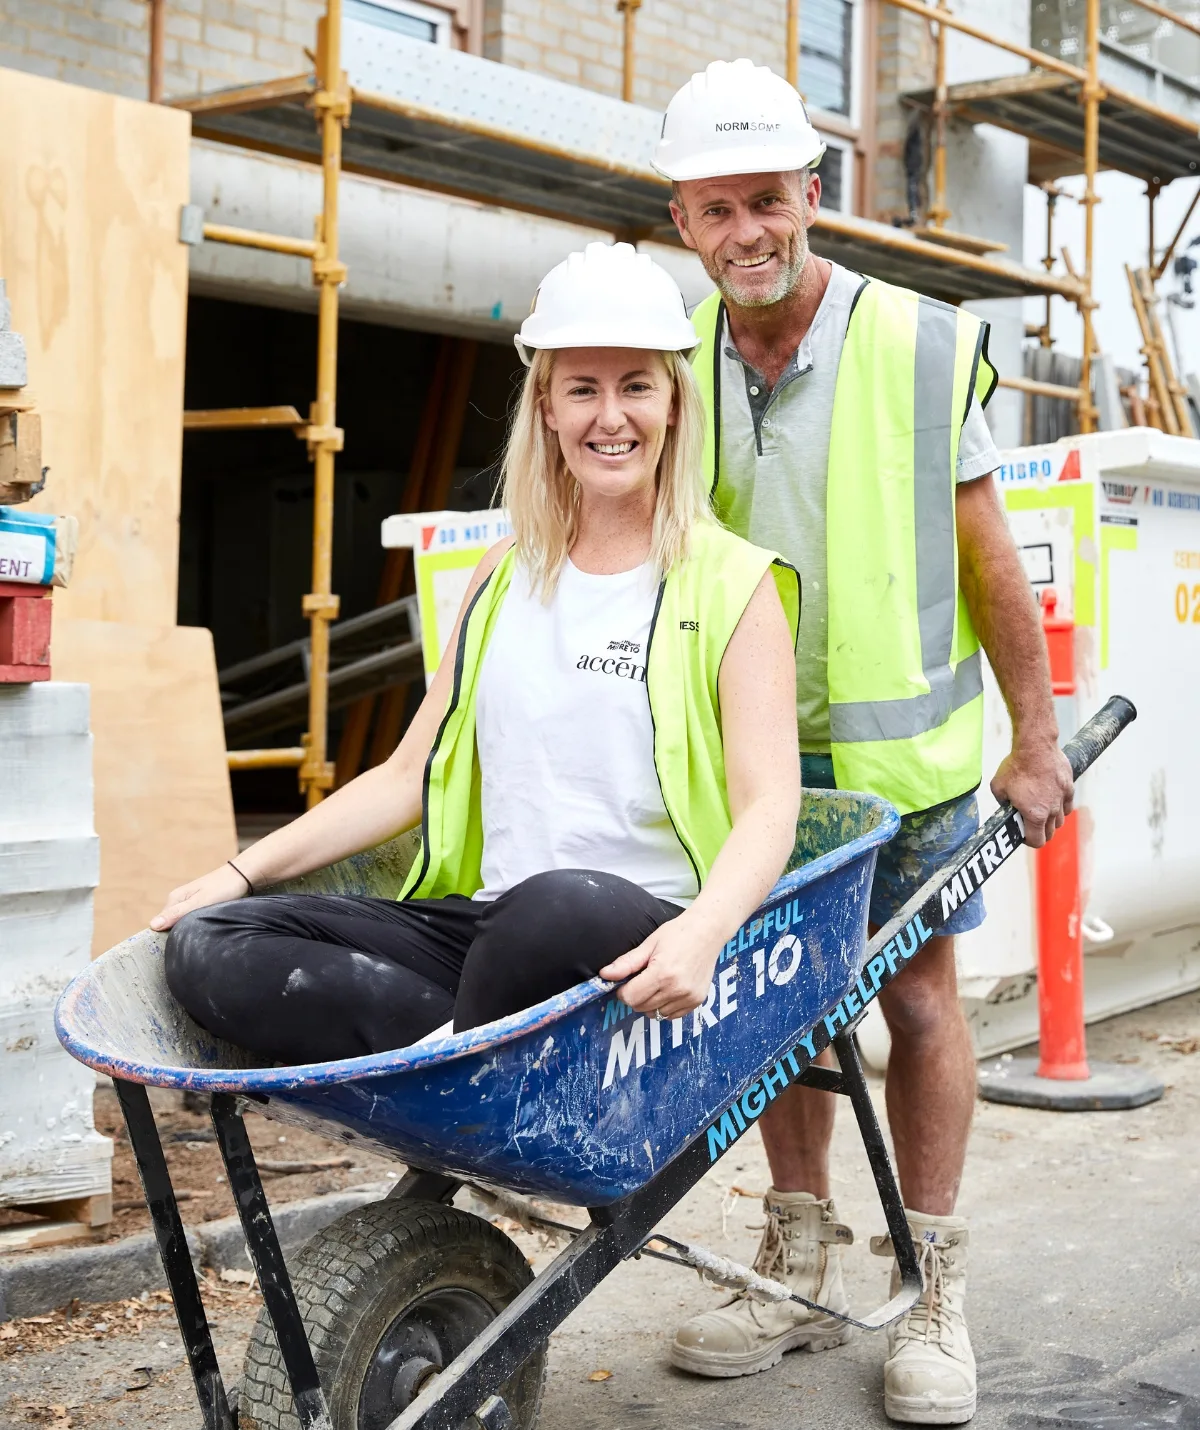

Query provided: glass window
[817,145,844,211]
[345,0,444,44]
[800,0,854,117]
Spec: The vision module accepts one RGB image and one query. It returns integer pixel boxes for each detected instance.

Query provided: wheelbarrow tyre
[238,1198,546,1430]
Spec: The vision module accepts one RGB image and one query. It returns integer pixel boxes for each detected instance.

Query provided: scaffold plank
[172,32,1082,306]
[907,70,1200,186]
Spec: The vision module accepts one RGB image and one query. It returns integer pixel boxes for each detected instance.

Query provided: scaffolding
[900,0,1200,429]
[161,0,1200,801]
[169,5,349,805]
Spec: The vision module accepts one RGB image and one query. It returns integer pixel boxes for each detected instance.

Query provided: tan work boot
[669,1189,855,1378]
[872,1210,976,1424]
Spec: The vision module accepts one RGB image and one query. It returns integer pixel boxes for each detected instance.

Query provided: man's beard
[704,223,810,309]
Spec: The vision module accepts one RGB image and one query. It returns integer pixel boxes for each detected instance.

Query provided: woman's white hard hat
[514,241,698,366]
[652,58,826,183]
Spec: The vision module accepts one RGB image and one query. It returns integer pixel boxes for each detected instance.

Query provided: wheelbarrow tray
[51,699,1137,1430]
[56,788,897,1207]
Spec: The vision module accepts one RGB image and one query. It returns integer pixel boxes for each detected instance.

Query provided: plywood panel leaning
[0,67,191,626]
[52,620,237,957]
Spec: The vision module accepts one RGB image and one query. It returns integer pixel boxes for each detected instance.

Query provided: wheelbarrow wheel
[238,1198,546,1430]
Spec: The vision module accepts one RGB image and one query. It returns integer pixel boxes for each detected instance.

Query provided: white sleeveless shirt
[474,557,697,906]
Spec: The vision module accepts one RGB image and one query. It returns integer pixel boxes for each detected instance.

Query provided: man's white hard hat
[514,241,698,366]
[652,58,826,183]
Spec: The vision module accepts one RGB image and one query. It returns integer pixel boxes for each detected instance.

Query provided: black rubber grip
[1061,695,1137,782]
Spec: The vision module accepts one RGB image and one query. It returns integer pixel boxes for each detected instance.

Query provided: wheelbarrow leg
[831,1032,923,1296]
[113,1080,236,1430]
[209,1092,333,1430]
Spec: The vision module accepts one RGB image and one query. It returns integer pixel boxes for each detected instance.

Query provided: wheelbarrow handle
[860,694,1137,973]
[1060,694,1137,784]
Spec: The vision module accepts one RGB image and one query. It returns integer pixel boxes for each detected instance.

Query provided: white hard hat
[515,241,698,366]
[652,58,826,183]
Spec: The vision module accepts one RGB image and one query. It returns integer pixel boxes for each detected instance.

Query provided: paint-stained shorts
[801,755,986,936]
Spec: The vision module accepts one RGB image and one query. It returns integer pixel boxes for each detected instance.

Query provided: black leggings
[164,868,682,1066]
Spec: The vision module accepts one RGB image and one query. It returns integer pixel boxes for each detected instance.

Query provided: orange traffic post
[977,589,1163,1111]
[1034,810,1088,1080]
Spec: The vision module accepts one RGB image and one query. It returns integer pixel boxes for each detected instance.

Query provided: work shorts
[801,754,986,936]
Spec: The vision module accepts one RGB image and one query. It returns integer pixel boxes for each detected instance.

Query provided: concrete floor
[4,989,1200,1429]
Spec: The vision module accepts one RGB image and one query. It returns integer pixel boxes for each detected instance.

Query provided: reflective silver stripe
[830,650,982,744]
[831,296,969,746]
[914,296,959,711]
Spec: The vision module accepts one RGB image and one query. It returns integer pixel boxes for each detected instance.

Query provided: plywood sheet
[52,619,237,955]
[0,67,191,626]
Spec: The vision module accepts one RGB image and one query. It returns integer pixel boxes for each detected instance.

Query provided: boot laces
[750,1207,788,1282]
[900,1238,954,1345]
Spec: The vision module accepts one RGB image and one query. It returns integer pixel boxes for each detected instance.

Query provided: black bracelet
[228,859,255,897]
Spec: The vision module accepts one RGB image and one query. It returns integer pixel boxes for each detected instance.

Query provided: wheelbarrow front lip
[55,790,899,1095]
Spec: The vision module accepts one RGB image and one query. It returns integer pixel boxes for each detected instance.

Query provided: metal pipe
[786,0,800,89]
[1152,181,1200,282]
[997,374,1087,401]
[1128,0,1200,41]
[202,222,320,258]
[617,0,642,103]
[302,0,349,808]
[183,405,305,431]
[1147,180,1159,275]
[1079,0,1101,434]
[148,0,165,103]
[927,0,950,228]
[227,748,307,770]
[881,0,1085,82]
[1041,182,1063,348]
[814,206,1085,297]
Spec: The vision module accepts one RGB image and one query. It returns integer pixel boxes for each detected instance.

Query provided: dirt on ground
[0,1085,406,1243]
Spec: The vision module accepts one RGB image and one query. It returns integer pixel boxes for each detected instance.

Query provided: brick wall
[482,0,788,110]
[872,3,934,223]
[0,0,322,102]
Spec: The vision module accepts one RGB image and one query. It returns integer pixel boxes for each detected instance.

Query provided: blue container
[56,788,897,1207]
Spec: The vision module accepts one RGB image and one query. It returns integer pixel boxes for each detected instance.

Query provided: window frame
[345,0,455,47]
[799,0,865,214]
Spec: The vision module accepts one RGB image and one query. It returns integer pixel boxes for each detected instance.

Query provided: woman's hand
[600,912,721,1020]
[150,863,249,933]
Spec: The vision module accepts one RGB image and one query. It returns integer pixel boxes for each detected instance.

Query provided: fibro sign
[702,811,1023,1163]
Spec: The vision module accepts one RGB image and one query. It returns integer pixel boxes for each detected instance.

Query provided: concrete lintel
[187,139,711,341]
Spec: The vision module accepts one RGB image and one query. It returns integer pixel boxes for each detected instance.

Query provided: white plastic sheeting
[0,683,108,1208]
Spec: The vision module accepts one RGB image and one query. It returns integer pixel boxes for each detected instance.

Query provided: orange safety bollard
[977,588,1163,1110]
[1035,586,1088,1080]
[1034,810,1089,1080]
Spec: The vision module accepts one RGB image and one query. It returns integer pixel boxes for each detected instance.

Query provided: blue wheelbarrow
[55,699,1136,1430]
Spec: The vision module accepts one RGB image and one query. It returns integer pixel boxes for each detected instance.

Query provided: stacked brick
[0,0,323,102]
[483,0,788,109]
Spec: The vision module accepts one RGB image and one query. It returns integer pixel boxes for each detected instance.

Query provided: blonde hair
[500,348,713,598]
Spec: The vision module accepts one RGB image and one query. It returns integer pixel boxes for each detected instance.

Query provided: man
[654,59,1074,1425]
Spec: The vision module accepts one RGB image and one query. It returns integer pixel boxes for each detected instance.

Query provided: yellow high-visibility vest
[400,523,800,901]
[691,277,997,814]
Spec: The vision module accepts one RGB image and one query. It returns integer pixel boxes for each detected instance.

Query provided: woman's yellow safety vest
[690,277,998,815]
[400,524,800,901]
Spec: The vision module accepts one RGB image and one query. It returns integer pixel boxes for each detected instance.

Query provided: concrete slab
[1126,1327,1200,1401]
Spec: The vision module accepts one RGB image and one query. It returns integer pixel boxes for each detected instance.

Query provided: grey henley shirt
[714,262,1001,753]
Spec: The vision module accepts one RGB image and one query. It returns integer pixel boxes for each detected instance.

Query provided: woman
[155,242,801,1066]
